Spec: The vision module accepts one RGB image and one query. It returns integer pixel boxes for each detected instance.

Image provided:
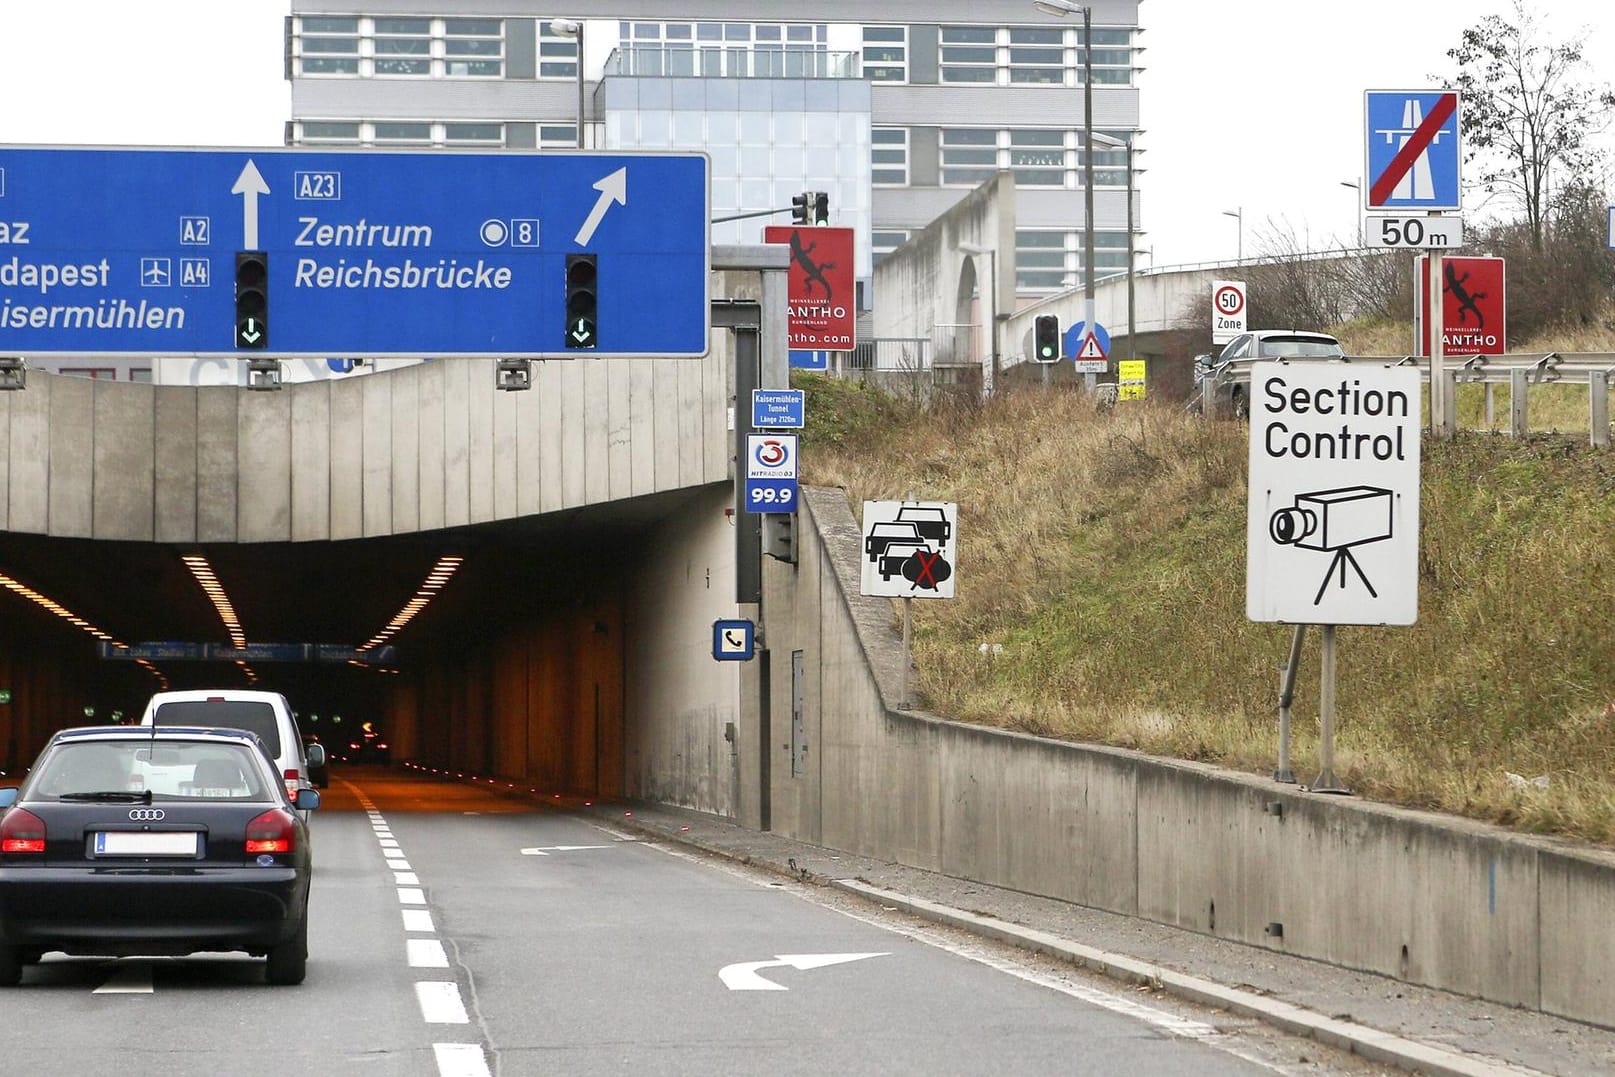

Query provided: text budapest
[1258,375,1412,461]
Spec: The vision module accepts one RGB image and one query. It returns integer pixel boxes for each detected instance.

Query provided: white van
[138,689,325,804]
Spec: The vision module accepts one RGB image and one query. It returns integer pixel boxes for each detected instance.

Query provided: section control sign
[1246,362,1420,626]
[0,146,710,357]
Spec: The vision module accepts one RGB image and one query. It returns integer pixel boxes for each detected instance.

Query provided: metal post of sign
[899,597,914,710]
[1274,624,1304,784]
[1428,254,1451,437]
[1312,624,1350,794]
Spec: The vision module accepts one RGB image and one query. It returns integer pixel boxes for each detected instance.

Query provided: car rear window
[151,700,282,756]
[31,740,270,801]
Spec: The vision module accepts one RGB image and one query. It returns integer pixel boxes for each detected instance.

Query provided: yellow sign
[1117,360,1147,382]
[1118,383,1146,401]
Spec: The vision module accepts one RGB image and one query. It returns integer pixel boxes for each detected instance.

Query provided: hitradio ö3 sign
[1246,362,1421,626]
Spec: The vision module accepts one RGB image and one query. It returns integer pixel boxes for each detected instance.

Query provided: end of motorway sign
[0,146,710,358]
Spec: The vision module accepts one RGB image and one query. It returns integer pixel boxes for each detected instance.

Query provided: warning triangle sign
[1078,333,1106,360]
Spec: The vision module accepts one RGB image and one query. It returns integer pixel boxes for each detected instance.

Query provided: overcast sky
[0,0,1609,267]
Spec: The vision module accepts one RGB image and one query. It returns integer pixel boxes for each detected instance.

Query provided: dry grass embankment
[797,348,1615,845]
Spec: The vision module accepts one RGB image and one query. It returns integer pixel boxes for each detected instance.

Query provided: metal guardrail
[1205,352,1615,448]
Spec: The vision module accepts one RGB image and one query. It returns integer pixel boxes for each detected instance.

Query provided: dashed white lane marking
[395,871,420,884]
[433,1043,492,1077]
[402,909,436,933]
[387,858,412,870]
[408,938,450,968]
[416,980,470,1023]
[398,887,427,905]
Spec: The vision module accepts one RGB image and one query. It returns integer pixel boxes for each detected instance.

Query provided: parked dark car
[1197,330,1346,418]
[0,725,319,986]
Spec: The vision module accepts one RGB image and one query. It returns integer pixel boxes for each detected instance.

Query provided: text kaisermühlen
[1258,375,1413,461]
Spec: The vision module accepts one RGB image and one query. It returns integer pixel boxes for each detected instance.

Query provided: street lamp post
[550,18,586,148]
[1221,206,1243,262]
[1341,179,1362,245]
[1032,0,1097,389]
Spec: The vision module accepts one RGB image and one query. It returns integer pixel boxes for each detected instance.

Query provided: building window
[444,122,505,146]
[871,127,909,186]
[299,121,362,144]
[538,124,581,148]
[1007,27,1063,84]
[861,26,906,82]
[372,122,433,145]
[444,18,503,77]
[298,16,360,75]
[940,128,998,186]
[1009,129,1065,186]
[1016,230,1068,292]
[871,230,910,269]
[940,26,997,83]
[538,22,580,79]
[374,17,432,76]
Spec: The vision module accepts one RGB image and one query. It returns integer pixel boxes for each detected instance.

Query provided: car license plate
[93,831,199,857]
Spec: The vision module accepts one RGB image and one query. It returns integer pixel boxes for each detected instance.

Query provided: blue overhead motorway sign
[0,146,710,358]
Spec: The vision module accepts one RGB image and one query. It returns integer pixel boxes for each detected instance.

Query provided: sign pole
[1274,624,1304,784]
[900,597,913,710]
[1312,624,1350,794]
[1428,254,1448,436]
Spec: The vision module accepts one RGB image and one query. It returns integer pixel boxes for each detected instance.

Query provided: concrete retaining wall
[761,485,1615,1029]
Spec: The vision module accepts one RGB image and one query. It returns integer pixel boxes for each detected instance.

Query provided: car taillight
[1,807,46,854]
[245,808,296,855]
[283,768,299,799]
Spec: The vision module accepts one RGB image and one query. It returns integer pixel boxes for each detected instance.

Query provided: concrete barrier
[760,485,1615,1029]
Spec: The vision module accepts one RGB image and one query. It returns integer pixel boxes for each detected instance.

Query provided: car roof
[147,688,287,702]
[50,725,268,746]
[1247,329,1341,342]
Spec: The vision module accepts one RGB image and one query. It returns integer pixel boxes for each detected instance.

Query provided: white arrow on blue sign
[0,146,710,358]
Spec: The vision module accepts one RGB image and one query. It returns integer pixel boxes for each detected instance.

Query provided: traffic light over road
[812,192,829,226]
[564,253,598,349]
[234,251,269,349]
[1034,314,1061,362]
[791,192,811,225]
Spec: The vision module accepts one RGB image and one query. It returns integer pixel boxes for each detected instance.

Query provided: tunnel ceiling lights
[0,569,166,688]
[357,554,464,661]
[180,552,256,684]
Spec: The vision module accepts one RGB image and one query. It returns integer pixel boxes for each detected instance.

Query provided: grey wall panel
[466,359,496,525]
[46,375,93,539]
[390,372,421,535]
[328,378,364,540]
[536,360,565,513]
[153,387,198,545]
[0,392,11,532]
[195,389,239,543]
[290,382,332,542]
[676,355,705,490]
[506,18,536,80]
[292,78,578,122]
[236,389,293,543]
[417,363,447,533]
[91,381,156,542]
[441,359,472,528]
[909,24,939,84]
[606,360,633,501]
[583,359,611,506]
[628,359,656,498]
[871,84,1139,129]
[558,360,587,509]
[7,379,48,535]
[361,374,395,537]
[491,370,520,522]
[513,367,544,517]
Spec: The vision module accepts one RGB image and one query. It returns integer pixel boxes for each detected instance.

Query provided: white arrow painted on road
[520,844,613,856]
[231,159,270,249]
[719,952,889,991]
[573,167,627,246]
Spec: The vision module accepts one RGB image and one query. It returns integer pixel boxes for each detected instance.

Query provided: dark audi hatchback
[0,725,320,986]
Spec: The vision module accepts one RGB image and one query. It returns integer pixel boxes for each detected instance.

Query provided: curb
[832,880,1542,1077]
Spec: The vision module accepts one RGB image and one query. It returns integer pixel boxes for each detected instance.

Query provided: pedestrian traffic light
[1034,314,1061,362]
[234,251,269,349]
[791,191,811,225]
[564,253,597,349]
[812,191,829,226]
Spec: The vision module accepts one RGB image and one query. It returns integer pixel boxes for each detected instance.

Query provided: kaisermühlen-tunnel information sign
[0,146,710,358]
[1245,362,1420,626]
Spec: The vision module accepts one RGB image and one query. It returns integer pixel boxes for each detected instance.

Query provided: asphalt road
[0,767,1383,1076]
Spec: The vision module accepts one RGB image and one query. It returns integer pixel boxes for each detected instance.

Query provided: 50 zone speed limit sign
[1212,279,1246,343]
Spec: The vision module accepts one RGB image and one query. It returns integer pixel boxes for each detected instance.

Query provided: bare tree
[1444,0,1615,250]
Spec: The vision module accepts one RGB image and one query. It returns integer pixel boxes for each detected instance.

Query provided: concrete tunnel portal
[0,492,716,794]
